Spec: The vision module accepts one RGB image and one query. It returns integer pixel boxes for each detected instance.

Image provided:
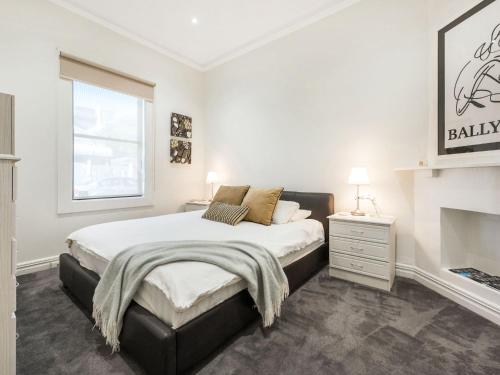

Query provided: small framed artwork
[170,139,191,164]
[438,0,500,155]
[171,113,192,138]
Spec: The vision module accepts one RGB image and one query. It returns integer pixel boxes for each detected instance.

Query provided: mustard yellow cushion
[212,185,250,206]
[242,187,284,226]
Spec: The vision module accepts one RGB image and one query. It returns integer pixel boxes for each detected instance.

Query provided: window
[57,53,155,214]
[73,81,145,200]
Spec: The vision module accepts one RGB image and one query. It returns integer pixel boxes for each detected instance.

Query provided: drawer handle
[350,246,364,252]
[350,262,364,270]
[350,229,364,235]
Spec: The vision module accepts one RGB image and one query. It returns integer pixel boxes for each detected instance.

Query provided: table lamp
[348,167,370,216]
[206,171,218,200]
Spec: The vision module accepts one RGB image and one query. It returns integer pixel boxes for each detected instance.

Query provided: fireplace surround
[401,166,500,326]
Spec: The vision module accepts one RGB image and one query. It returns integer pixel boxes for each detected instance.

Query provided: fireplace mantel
[394,162,500,177]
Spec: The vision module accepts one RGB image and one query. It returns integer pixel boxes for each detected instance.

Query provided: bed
[59,191,334,375]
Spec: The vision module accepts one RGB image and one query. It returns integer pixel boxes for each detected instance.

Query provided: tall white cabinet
[0,93,19,375]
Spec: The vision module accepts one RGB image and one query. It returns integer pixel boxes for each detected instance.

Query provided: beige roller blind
[60,53,155,101]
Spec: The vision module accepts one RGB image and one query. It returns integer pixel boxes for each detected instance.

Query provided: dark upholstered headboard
[281,191,334,239]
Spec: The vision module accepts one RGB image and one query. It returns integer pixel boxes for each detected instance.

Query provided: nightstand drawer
[330,221,389,243]
[330,237,389,260]
[330,253,388,279]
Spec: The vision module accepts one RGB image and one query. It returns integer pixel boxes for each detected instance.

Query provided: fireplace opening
[441,208,500,295]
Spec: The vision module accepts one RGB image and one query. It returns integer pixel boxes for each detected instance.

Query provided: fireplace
[409,167,500,325]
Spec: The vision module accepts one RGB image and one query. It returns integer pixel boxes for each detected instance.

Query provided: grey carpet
[17,267,500,375]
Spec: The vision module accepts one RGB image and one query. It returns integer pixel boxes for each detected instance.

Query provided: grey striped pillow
[202,201,249,226]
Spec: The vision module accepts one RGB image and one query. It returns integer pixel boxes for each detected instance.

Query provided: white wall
[204,0,430,265]
[0,0,205,265]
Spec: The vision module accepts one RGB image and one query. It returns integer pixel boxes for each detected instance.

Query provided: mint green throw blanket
[92,240,289,352]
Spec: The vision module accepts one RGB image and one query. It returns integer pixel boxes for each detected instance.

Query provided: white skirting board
[16,255,60,276]
[14,256,500,326]
[396,263,500,326]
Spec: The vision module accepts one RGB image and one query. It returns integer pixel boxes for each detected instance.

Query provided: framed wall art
[170,139,191,164]
[171,112,192,138]
[438,0,500,155]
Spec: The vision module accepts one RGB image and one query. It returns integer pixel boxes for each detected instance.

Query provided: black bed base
[59,191,334,375]
[60,244,327,375]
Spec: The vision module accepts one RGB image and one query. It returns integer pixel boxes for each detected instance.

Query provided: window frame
[57,78,155,214]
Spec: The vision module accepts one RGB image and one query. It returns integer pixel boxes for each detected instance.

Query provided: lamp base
[351,209,366,216]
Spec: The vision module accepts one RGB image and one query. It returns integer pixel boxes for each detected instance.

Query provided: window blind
[59,53,155,101]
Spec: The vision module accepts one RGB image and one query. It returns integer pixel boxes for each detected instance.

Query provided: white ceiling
[49,0,358,70]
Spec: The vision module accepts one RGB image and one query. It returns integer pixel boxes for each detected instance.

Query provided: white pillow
[272,200,300,224]
[289,209,312,222]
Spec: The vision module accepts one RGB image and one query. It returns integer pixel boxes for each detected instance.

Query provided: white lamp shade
[206,171,218,184]
[348,167,370,185]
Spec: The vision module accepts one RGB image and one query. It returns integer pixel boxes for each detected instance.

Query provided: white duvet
[67,210,324,313]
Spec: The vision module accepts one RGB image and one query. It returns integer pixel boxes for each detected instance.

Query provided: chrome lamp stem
[351,184,366,216]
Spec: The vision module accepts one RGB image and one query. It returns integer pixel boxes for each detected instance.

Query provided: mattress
[67,210,325,328]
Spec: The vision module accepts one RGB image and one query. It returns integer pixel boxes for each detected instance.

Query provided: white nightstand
[328,212,396,291]
[185,200,211,212]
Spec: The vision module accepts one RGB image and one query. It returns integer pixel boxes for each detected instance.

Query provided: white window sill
[57,195,153,214]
